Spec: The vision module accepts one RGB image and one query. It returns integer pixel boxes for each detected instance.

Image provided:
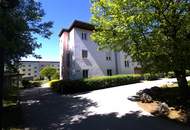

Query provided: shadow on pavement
[3,87,190,130]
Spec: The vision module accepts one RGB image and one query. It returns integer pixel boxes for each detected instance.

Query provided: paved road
[20,78,190,130]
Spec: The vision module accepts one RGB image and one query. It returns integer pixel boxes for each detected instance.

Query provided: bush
[21,80,31,88]
[50,74,142,94]
[21,80,41,88]
[166,72,175,78]
[143,73,161,80]
[186,70,190,76]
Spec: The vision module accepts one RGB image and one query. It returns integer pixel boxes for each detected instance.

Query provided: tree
[90,0,190,92]
[40,66,57,81]
[52,71,60,80]
[0,0,53,115]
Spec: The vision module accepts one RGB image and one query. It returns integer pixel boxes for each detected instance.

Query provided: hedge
[143,73,163,80]
[50,74,142,94]
[21,80,42,89]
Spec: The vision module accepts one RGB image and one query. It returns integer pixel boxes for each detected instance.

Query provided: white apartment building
[59,20,141,80]
[19,61,59,79]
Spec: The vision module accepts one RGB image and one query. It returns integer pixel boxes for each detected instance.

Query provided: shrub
[50,74,142,94]
[21,80,31,88]
[186,70,190,76]
[166,72,175,78]
[143,73,160,80]
[21,80,41,88]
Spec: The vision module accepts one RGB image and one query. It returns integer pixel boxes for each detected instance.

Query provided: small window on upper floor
[82,32,87,40]
[82,50,88,58]
[28,64,31,67]
[106,56,111,61]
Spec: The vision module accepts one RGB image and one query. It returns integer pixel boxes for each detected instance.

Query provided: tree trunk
[48,76,51,81]
[0,48,4,121]
[174,70,189,96]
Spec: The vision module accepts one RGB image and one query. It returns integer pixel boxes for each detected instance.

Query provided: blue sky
[22,0,92,61]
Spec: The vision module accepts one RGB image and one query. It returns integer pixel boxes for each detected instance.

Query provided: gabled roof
[59,20,95,37]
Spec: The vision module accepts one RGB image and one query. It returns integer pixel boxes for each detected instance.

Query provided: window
[34,75,37,77]
[34,66,37,69]
[105,52,111,61]
[28,69,31,71]
[28,73,31,76]
[82,69,88,78]
[107,69,112,76]
[82,50,88,58]
[34,71,37,73]
[106,56,111,61]
[124,60,129,68]
[28,65,31,67]
[22,69,25,71]
[82,32,87,40]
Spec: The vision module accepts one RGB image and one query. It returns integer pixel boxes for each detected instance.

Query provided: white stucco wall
[60,27,141,80]
[59,34,64,79]
[70,28,117,80]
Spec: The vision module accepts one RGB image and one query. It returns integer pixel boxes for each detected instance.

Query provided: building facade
[19,61,59,79]
[59,20,141,80]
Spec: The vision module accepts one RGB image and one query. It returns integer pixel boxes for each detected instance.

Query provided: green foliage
[90,0,190,74]
[50,74,142,94]
[21,80,31,88]
[0,0,53,66]
[52,71,60,80]
[21,80,41,88]
[166,72,176,78]
[40,66,57,81]
[143,73,161,81]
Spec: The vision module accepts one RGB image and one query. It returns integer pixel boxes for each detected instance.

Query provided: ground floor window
[107,69,112,76]
[82,69,88,78]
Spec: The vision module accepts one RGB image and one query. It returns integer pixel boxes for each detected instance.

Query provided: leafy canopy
[40,66,57,80]
[91,0,190,73]
[0,0,53,66]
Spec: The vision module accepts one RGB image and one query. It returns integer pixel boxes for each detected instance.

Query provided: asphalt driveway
[19,77,190,130]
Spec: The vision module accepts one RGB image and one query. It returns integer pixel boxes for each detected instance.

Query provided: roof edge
[59,20,95,37]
